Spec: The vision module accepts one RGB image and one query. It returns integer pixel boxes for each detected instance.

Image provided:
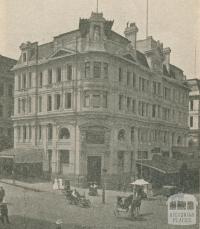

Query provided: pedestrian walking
[0,202,10,224]
[0,187,5,203]
[56,219,62,229]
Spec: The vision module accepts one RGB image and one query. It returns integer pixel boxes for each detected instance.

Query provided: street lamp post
[12,154,16,184]
[102,168,107,204]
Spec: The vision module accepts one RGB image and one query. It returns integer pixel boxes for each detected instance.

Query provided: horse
[130,195,142,218]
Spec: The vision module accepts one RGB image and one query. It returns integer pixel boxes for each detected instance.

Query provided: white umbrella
[130,179,149,186]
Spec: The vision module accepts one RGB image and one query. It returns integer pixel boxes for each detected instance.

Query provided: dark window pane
[57,67,61,82]
[93,62,101,78]
[60,150,69,164]
[103,63,108,78]
[67,65,72,80]
[85,62,90,78]
[48,69,52,84]
[65,93,72,109]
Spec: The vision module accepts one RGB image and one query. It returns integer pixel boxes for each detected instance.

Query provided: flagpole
[96,0,99,13]
[146,0,149,38]
[194,45,197,77]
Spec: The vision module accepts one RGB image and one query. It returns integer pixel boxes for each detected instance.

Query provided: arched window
[59,128,70,139]
[47,124,53,140]
[118,129,125,141]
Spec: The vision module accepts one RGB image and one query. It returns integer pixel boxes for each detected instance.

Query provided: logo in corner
[167,193,198,225]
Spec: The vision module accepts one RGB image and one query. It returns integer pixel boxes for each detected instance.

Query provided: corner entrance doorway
[87,156,101,185]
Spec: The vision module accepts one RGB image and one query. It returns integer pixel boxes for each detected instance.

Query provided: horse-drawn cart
[114,194,142,219]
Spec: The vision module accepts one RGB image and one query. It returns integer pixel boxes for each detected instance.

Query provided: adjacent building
[12,12,189,188]
[187,79,200,156]
[0,55,16,176]
[0,55,16,145]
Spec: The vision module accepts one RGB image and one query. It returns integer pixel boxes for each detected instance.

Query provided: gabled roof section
[48,48,76,59]
[136,51,149,68]
[123,54,136,62]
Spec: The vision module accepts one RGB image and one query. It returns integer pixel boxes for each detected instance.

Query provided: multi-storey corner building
[12,12,189,188]
[0,55,16,144]
[187,79,200,155]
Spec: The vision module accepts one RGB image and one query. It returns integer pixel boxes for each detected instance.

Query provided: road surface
[0,183,198,229]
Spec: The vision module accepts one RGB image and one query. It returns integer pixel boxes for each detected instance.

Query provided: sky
[0,0,199,79]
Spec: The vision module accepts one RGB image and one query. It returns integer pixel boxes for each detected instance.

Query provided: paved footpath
[0,178,133,199]
[0,178,52,192]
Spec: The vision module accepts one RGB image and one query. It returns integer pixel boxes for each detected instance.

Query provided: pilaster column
[26,124,29,143]
[51,123,58,174]
[32,125,36,146]
[13,126,18,148]
[133,127,138,179]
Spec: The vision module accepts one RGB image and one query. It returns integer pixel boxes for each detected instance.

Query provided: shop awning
[136,155,200,174]
[0,148,43,164]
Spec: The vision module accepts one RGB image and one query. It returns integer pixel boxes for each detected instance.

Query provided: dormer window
[22,52,27,62]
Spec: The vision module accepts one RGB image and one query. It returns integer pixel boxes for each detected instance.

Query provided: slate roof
[38,42,54,59]
[137,155,200,174]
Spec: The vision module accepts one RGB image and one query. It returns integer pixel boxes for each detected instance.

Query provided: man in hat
[56,219,62,229]
[0,187,5,203]
[0,202,9,224]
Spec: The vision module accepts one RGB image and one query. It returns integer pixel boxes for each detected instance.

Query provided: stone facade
[0,55,16,145]
[12,12,189,188]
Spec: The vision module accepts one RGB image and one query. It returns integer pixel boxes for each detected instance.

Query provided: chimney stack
[124,22,138,49]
